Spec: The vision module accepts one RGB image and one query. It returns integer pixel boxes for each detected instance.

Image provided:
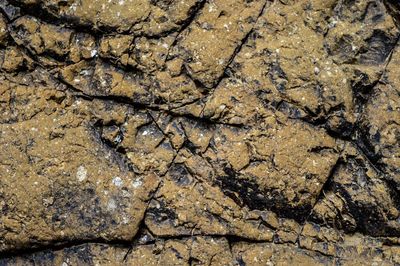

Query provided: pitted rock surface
[0,0,400,264]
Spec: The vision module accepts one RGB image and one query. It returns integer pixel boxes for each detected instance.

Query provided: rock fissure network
[0,0,400,265]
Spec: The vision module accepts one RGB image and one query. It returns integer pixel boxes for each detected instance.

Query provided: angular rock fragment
[210,121,339,218]
[60,60,154,104]
[232,242,336,265]
[310,143,400,237]
[11,16,73,58]
[171,0,267,88]
[0,237,233,265]
[0,13,8,45]
[145,178,276,241]
[0,71,159,252]
[358,43,400,185]
[11,0,204,35]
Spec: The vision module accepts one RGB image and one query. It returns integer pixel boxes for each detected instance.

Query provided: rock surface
[0,0,399,264]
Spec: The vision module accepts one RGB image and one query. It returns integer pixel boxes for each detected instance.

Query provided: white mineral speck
[76,166,87,182]
[132,179,142,188]
[208,6,214,12]
[122,216,129,224]
[80,70,90,76]
[107,199,117,211]
[114,135,122,144]
[69,3,77,11]
[112,176,123,187]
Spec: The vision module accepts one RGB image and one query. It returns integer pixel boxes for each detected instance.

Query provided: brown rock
[1,0,400,263]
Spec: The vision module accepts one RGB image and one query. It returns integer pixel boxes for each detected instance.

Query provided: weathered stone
[1,0,400,263]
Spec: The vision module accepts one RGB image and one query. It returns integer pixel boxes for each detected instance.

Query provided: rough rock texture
[0,0,400,264]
